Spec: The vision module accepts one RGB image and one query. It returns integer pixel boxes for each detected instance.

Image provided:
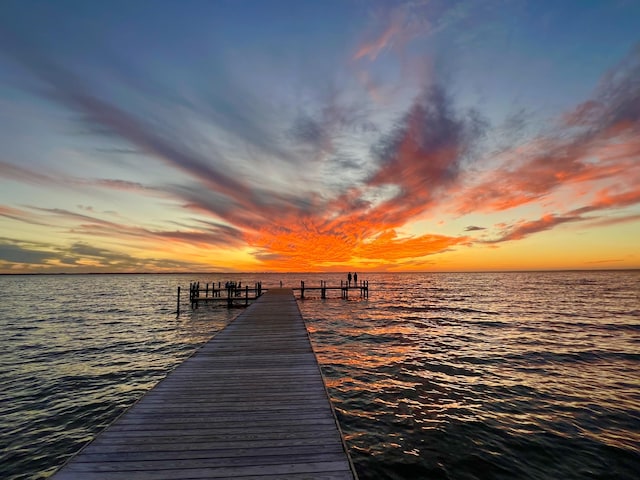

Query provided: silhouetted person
[348,272,352,287]
[354,272,358,285]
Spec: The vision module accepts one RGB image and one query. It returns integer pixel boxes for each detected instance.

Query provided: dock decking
[52,289,357,480]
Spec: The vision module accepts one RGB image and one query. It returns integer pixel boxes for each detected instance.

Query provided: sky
[0,0,639,273]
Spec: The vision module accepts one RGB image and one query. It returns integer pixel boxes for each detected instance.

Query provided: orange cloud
[354,230,467,261]
[574,186,640,214]
[246,217,466,271]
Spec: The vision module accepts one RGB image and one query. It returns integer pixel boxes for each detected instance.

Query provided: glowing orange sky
[0,1,639,273]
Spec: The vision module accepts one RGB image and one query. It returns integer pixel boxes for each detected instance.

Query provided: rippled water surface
[1,271,639,479]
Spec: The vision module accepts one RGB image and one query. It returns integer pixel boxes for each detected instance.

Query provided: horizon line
[1,268,638,276]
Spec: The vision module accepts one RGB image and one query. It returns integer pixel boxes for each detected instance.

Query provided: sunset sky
[1,0,639,273]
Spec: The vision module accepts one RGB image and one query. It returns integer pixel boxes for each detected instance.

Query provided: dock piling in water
[183,279,369,311]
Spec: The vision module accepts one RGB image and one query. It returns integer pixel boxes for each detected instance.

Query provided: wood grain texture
[52,289,357,480]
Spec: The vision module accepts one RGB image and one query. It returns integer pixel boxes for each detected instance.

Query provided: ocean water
[0,271,638,479]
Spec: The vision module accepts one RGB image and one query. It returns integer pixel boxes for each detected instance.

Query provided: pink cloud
[456,47,640,217]
[354,10,407,61]
[489,214,580,243]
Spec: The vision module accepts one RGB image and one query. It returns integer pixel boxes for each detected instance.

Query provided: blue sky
[1,0,639,272]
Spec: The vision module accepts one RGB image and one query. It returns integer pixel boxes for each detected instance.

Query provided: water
[1,271,639,479]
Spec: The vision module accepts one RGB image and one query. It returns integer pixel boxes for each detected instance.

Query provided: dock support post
[176,286,181,315]
[190,282,196,308]
[245,285,249,306]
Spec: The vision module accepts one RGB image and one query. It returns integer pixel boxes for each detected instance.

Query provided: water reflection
[0,274,237,480]
[1,271,639,480]
[299,271,640,480]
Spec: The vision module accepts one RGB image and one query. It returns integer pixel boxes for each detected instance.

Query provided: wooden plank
[65,453,350,468]
[56,461,353,479]
[51,289,357,480]
[111,416,339,429]
[55,464,354,480]
[79,440,346,455]
[85,427,341,443]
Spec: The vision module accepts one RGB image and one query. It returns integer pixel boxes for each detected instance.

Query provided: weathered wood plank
[111,416,339,429]
[55,468,354,480]
[51,289,357,480]
[80,440,346,455]
[66,452,350,468]
[86,428,341,443]
[56,460,352,479]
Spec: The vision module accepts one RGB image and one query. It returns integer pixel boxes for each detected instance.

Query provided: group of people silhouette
[347,272,358,286]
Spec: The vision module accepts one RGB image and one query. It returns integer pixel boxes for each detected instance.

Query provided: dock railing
[293,280,369,300]
[187,281,264,309]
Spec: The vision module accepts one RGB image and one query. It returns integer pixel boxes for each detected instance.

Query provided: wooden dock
[52,289,358,480]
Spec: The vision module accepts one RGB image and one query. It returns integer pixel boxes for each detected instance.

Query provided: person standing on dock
[354,272,358,285]
[347,272,352,287]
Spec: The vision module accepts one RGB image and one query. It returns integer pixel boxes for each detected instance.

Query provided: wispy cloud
[0,238,55,266]
[240,83,481,268]
[483,184,640,244]
[487,214,581,243]
[456,46,640,221]
[367,84,486,221]
[0,237,218,272]
[0,205,52,226]
[354,8,410,61]
[585,213,640,228]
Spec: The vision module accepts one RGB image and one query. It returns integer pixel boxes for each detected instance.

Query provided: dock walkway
[52,289,357,480]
